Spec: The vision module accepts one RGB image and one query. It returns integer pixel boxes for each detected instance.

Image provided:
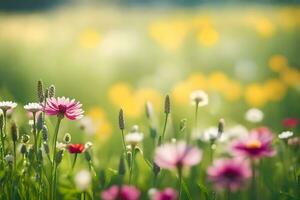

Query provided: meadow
[0,3,299,200]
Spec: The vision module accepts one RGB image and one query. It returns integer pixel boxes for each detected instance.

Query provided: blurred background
[0,0,299,144]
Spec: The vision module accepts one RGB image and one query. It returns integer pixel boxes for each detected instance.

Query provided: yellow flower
[136,88,163,112]
[87,107,112,141]
[186,73,207,90]
[244,84,268,107]
[263,79,287,101]
[171,81,193,105]
[208,72,229,92]
[280,67,300,87]
[79,28,101,49]
[149,19,189,51]
[278,8,299,30]
[196,27,219,47]
[268,55,289,72]
[108,83,132,106]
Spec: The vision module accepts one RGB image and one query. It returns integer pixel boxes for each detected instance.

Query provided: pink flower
[231,127,276,159]
[207,158,252,192]
[282,118,298,128]
[101,185,140,200]
[154,141,202,170]
[149,188,178,200]
[44,97,83,120]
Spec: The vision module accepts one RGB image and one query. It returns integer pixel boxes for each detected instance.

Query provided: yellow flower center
[246,139,262,149]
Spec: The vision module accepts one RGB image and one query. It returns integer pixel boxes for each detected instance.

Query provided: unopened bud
[55,149,64,165]
[5,154,14,165]
[218,118,225,138]
[37,80,44,103]
[118,109,125,130]
[42,125,48,141]
[164,95,170,114]
[179,119,187,133]
[11,122,19,142]
[48,85,56,98]
[20,144,27,154]
[63,133,71,144]
[43,142,49,154]
[36,113,43,132]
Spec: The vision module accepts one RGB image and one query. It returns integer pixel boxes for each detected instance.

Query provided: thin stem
[129,146,136,184]
[13,141,16,170]
[226,188,231,200]
[161,113,169,142]
[0,128,4,164]
[250,161,256,200]
[33,112,38,161]
[178,167,183,199]
[52,116,63,164]
[71,153,78,171]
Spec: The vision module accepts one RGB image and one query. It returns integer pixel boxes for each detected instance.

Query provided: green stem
[0,128,4,164]
[71,153,78,171]
[226,188,231,200]
[129,147,136,184]
[13,141,16,170]
[250,161,256,200]
[178,167,183,199]
[33,112,38,161]
[161,113,169,142]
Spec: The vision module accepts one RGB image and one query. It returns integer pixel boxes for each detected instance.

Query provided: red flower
[282,118,298,128]
[68,144,85,154]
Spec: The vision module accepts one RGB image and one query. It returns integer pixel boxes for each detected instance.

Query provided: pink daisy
[231,127,276,159]
[101,185,140,200]
[44,97,83,120]
[154,141,202,170]
[207,158,252,192]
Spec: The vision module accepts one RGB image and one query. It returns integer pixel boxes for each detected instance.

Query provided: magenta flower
[101,185,140,200]
[44,97,83,120]
[207,158,252,192]
[154,141,202,170]
[231,127,276,159]
[149,188,178,200]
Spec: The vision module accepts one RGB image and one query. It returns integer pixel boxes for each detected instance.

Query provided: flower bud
[11,122,19,142]
[42,125,48,141]
[55,149,64,165]
[43,142,49,154]
[36,113,43,132]
[63,133,71,144]
[118,109,125,130]
[48,85,56,98]
[20,144,27,155]
[5,154,14,165]
[44,88,49,99]
[118,155,126,176]
[37,80,44,103]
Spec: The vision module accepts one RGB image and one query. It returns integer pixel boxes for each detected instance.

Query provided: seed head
[118,109,125,130]
[11,122,19,142]
[164,95,170,114]
[37,80,44,103]
[42,125,48,141]
[48,85,56,98]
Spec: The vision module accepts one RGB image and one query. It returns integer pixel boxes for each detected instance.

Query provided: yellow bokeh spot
[244,84,268,107]
[254,17,276,38]
[264,79,287,102]
[171,81,193,105]
[197,27,219,47]
[87,107,112,141]
[186,73,207,90]
[191,16,213,29]
[268,55,288,72]
[79,29,101,48]
[280,67,300,87]
[222,80,242,102]
[149,19,189,51]
[208,72,229,92]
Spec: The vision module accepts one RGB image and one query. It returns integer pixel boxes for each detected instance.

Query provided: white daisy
[24,102,42,113]
[190,90,209,107]
[0,101,17,111]
[74,170,91,191]
[245,108,264,123]
[278,131,293,139]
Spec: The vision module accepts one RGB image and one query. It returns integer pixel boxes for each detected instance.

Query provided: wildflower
[101,185,140,200]
[68,144,85,154]
[84,142,93,150]
[231,127,276,159]
[207,158,252,191]
[278,131,293,140]
[44,97,84,120]
[245,108,264,123]
[24,102,42,113]
[125,126,143,146]
[0,101,17,112]
[154,141,202,170]
[190,90,208,107]
[282,118,298,128]
[149,188,178,200]
[74,170,91,191]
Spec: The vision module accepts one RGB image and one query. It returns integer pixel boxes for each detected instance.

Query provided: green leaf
[182,179,192,200]
[197,183,209,200]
